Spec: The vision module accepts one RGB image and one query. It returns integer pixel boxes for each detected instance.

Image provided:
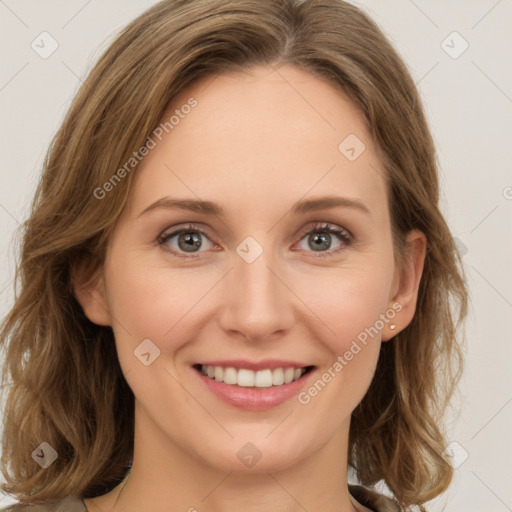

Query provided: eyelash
[157,222,353,260]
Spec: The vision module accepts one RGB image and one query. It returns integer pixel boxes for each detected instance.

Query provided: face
[79,63,423,476]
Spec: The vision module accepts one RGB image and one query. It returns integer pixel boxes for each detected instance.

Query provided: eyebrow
[137,195,371,218]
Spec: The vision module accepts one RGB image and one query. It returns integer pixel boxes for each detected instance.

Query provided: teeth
[254,369,273,388]
[238,368,255,387]
[272,368,284,385]
[200,365,308,387]
[284,367,295,384]
[223,367,237,385]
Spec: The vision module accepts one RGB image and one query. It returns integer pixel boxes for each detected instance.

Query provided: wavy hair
[0,0,468,509]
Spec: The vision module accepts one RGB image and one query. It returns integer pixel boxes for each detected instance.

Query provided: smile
[192,362,317,411]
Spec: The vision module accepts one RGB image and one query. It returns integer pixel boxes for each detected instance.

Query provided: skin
[75,63,426,512]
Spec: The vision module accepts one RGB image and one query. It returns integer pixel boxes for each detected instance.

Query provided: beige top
[0,484,402,511]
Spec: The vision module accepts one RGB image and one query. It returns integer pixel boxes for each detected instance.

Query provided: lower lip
[193,367,316,411]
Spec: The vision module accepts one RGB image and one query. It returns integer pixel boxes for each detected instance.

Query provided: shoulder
[0,496,86,512]
[349,484,403,512]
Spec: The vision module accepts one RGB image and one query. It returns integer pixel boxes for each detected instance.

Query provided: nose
[217,246,296,343]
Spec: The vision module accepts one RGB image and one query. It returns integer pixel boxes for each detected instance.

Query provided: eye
[295,222,353,257]
[157,223,215,259]
[157,222,353,259]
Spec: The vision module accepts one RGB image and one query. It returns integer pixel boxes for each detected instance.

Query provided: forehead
[127,64,388,221]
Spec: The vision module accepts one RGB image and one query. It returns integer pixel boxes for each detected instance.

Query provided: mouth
[192,364,316,388]
[191,359,318,410]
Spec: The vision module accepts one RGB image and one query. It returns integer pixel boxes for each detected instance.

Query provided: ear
[382,229,427,341]
[72,258,112,327]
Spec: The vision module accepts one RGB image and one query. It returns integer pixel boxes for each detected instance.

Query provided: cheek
[104,252,220,365]
[293,264,392,409]
[295,273,388,420]
[297,264,393,350]
[103,258,213,406]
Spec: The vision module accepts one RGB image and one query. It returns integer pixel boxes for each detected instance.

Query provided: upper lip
[194,359,313,371]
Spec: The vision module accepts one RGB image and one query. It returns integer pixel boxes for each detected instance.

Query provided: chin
[198,434,310,475]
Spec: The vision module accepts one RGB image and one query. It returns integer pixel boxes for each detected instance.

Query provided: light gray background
[1,1,511,510]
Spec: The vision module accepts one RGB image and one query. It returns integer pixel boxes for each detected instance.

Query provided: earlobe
[382,230,427,341]
[72,261,112,327]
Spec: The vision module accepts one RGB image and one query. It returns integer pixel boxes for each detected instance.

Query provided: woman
[0,1,468,511]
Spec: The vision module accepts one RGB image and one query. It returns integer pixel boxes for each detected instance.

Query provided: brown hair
[0,0,468,509]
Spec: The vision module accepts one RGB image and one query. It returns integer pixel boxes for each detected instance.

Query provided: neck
[84,400,368,512]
